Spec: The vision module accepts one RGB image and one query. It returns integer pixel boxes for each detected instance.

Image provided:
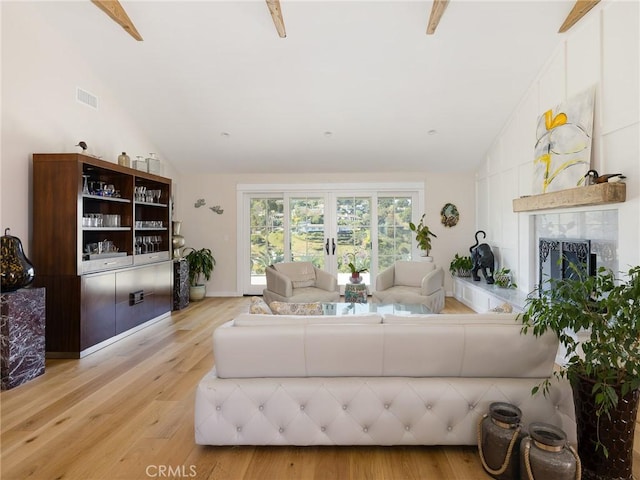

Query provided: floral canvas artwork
[533,87,595,194]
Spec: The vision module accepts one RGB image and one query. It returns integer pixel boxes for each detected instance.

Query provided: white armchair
[372,261,445,313]
[263,262,340,305]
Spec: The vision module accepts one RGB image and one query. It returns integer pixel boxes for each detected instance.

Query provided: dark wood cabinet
[32,153,173,357]
[82,273,116,348]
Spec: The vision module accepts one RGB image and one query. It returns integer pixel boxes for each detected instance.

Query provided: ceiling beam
[91,0,143,41]
[426,0,449,35]
[558,0,600,33]
[266,0,287,38]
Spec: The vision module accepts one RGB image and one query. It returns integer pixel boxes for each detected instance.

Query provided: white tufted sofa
[195,312,576,446]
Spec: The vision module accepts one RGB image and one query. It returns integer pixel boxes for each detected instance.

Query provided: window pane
[336,196,372,284]
[250,198,284,284]
[377,196,412,267]
[290,197,325,268]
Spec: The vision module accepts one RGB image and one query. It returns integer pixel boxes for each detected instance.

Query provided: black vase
[572,374,640,480]
[1,228,35,292]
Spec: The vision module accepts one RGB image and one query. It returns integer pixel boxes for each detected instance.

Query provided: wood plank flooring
[1,297,638,480]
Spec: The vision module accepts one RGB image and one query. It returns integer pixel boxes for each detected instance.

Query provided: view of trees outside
[377,196,413,269]
[249,198,284,280]
[248,194,413,284]
[336,196,371,283]
[289,197,326,267]
[336,197,371,273]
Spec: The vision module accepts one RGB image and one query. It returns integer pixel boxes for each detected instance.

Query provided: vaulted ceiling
[32,1,590,175]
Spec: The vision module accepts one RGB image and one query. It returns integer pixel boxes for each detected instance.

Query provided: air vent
[76,87,98,109]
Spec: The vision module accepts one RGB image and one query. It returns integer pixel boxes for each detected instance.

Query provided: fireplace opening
[539,238,596,293]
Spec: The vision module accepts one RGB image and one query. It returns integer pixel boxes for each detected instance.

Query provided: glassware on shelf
[82,175,90,195]
[134,186,147,202]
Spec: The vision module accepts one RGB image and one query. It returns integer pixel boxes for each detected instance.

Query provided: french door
[239,183,422,295]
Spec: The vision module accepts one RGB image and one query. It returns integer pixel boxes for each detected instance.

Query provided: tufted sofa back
[213,313,558,380]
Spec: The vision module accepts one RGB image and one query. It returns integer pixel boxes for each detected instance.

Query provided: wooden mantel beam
[91,0,143,41]
[266,0,286,38]
[426,0,449,35]
[558,0,600,33]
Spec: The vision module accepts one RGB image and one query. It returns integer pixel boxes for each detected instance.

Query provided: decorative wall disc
[440,203,459,227]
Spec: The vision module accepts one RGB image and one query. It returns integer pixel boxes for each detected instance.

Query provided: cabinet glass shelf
[83,227,131,231]
[83,194,131,203]
[135,201,168,207]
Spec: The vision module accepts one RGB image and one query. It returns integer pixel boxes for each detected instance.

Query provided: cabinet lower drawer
[83,255,133,274]
[134,251,170,265]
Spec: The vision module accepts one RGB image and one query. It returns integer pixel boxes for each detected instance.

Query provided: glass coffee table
[321,302,431,316]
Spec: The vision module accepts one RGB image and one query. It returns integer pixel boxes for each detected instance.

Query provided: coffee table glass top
[321,302,431,316]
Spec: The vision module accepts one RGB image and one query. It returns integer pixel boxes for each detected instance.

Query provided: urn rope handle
[477,413,522,475]
[522,437,582,480]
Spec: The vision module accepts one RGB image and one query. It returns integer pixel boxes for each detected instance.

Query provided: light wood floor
[1,297,638,480]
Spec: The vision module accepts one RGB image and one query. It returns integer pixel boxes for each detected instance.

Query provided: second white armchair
[372,261,445,313]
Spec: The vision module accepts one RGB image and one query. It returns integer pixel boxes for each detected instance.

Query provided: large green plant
[184,247,216,286]
[409,214,437,255]
[519,264,640,451]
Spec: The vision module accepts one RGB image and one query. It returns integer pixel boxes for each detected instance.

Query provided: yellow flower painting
[533,87,595,194]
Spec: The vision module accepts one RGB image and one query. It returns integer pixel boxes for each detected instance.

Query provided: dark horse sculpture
[469,230,495,284]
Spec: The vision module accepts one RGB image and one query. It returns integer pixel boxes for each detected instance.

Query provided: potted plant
[343,250,369,284]
[493,267,517,289]
[184,247,216,301]
[409,214,437,259]
[449,253,473,277]
[519,264,640,480]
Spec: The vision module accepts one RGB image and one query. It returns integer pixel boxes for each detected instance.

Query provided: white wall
[0,2,181,251]
[0,1,476,298]
[476,0,640,293]
[176,171,476,296]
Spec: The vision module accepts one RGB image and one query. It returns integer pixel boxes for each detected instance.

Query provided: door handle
[325,238,330,255]
[332,238,336,255]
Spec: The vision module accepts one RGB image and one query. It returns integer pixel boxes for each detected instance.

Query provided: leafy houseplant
[184,247,216,301]
[519,265,640,479]
[342,250,369,283]
[409,214,437,257]
[493,268,517,289]
[343,251,369,275]
[449,253,473,277]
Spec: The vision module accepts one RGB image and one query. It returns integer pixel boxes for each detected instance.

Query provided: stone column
[1,287,46,390]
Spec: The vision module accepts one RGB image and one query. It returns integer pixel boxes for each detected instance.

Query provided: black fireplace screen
[539,238,596,293]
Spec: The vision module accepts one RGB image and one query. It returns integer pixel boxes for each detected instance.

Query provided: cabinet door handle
[325,238,330,255]
[332,238,336,255]
[130,290,144,305]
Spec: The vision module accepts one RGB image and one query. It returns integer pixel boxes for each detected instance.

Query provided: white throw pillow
[274,262,316,288]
